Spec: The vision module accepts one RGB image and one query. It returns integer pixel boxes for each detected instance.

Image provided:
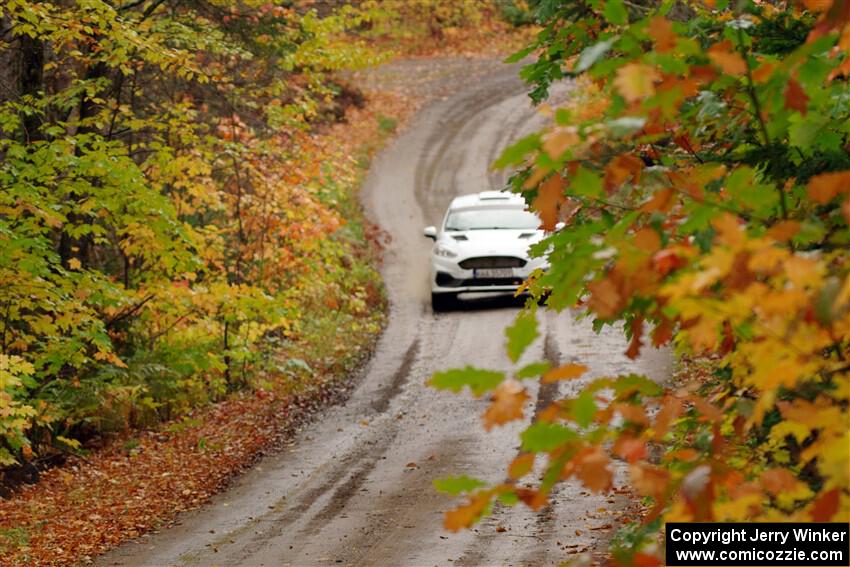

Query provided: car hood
[440,229,544,259]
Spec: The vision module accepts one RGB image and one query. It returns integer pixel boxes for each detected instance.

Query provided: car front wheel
[431,292,457,312]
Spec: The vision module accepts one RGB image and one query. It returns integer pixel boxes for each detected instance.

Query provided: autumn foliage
[0,0,397,468]
[432,0,850,561]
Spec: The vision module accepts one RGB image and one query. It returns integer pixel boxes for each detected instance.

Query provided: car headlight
[433,243,458,258]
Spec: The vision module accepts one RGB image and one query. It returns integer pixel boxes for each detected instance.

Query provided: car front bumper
[430,255,544,294]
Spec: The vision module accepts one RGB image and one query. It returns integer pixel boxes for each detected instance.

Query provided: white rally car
[424,191,548,311]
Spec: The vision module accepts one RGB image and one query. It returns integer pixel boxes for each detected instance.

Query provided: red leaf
[784,79,809,114]
[810,488,840,521]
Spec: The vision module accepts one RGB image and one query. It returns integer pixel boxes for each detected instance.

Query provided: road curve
[99,59,670,567]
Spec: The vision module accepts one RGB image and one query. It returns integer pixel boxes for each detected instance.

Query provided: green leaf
[570,167,604,199]
[516,361,551,379]
[603,0,628,25]
[429,366,505,396]
[505,310,538,363]
[434,475,487,495]
[504,45,535,64]
[521,422,578,452]
[612,374,663,398]
[572,390,597,428]
[494,133,540,169]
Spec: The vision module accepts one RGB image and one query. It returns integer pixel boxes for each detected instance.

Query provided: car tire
[431,293,457,312]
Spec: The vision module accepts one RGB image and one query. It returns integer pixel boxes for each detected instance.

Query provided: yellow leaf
[614,63,660,103]
[68,258,82,270]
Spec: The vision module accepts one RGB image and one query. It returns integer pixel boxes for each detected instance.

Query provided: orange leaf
[807,170,850,204]
[711,213,745,248]
[515,487,548,510]
[542,127,579,160]
[634,552,663,567]
[803,0,833,12]
[707,40,747,75]
[605,154,643,192]
[752,61,777,83]
[691,395,724,423]
[639,187,675,213]
[630,463,670,499]
[626,317,644,360]
[614,63,660,103]
[653,396,683,440]
[617,402,650,425]
[482,380,529,430]
[542,363,589,383]
[444,491,492,532]
[508,453,535,480]
[651,315,675,347]
[767,220,801,241]
[533,175,566,230]
[587,277,622,319]
[614,436,647,463]
[760,468,799,496]
[810,487,840,521]
[648,16,677,53]
[574,445,613,492]
[784,79,809,114]
[634,228,661,253]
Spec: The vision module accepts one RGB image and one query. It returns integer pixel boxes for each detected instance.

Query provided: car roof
[448,191,526,210]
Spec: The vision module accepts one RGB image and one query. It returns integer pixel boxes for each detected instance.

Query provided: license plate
[474,268,513,279]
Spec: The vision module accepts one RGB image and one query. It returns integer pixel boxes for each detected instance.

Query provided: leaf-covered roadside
[433,0,850,563]
[0,88,415,566]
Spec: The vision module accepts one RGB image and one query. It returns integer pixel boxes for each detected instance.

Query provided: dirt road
[99,58,669,567]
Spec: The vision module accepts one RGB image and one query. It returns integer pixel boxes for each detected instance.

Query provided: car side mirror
[423,226,437,240]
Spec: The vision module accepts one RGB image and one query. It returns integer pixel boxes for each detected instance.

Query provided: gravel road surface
[99,57,669,567]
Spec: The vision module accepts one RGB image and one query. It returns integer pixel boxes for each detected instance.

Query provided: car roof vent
[478,191,511,201]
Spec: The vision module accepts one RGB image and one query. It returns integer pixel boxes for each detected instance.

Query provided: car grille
[458,256,527,269]
[435,272,523,288]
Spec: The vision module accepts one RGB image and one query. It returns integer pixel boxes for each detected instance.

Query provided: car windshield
[444,207,540,231]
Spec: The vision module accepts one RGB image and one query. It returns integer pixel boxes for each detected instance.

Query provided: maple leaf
[633,228,661,253]
[639,187,675,213]
[614,63,660,103]
[482,380,529,430]
[784,79,809,114]
[604,154,643,192]
[614,436,647,463]
[542,363,588,383]
[759,468,799,496]
[444,491,492,532]
[806,170,850,203]
[542,127,579,161]
[630,463,670,499]
[532,174,566,231]
[648,16,677,53]
[587,277,622,319]
[515,487,548,510]
[707,41,747,75]
[809,488,840,521]
[633,553,663,567]
[573,445,613,492]
[767,220,801,241]
[625,317,644,359]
